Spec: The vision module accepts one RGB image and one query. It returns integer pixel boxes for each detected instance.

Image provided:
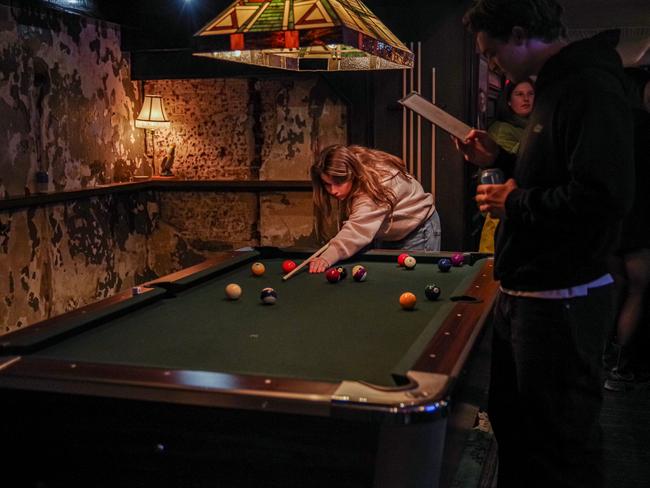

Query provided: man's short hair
[463,0,566,42]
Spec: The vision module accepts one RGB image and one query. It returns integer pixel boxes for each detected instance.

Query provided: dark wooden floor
[601,359,650,487]
[444,323,650,488]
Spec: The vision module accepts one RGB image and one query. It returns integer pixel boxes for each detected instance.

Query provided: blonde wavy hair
[310,145,409,241]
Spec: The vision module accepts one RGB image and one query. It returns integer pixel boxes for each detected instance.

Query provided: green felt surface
[35,256,487,387]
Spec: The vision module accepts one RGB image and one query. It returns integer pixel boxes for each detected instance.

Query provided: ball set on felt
[231,254,456,309]
[324,265,366,283]
[395,253,446,309]
[397,253,416,269]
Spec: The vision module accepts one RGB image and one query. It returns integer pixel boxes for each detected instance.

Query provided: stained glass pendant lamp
[193,0,414,71]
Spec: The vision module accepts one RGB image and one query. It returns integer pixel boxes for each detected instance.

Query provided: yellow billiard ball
[403,256,417,269]
[399,291,417,310]
[251,262,265,276]
[225,283,242,300]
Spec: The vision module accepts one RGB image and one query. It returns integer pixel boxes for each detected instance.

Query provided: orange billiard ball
[399,292,417,310]
[251,262,265,276]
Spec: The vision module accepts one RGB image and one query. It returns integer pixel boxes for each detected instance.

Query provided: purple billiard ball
[352,265,367,282]
[451,252,464,267]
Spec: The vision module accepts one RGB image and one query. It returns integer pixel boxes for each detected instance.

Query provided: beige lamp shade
[135,95,171,130]
[193,0,414,72]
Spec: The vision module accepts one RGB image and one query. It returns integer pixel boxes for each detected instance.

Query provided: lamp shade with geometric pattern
[193,0,414,72]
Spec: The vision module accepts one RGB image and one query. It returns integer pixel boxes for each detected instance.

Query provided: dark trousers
[489,285,613,488]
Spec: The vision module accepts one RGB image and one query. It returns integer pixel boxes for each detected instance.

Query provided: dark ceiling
[2,0,648,52]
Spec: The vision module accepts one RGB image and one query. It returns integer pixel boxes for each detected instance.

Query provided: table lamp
[135,95,170,176]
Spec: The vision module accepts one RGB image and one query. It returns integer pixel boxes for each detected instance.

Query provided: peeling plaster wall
[147,77,347,255]
[146,77,347,181]
[154,191,259,255]
[0,4,144,196]
[0,5,151,333]
[0,193,160,333]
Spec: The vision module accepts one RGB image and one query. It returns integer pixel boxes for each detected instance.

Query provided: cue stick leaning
[282,243,330,281]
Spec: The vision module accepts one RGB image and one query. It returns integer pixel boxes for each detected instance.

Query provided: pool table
[0,247,497,488]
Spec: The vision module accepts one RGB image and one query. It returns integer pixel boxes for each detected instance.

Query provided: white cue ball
[225,283,242,300]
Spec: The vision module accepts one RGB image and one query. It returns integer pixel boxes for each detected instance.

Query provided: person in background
[479,78,535,253]
[457,1,635,487]
[309,144,440,273]
[603,67,650,391]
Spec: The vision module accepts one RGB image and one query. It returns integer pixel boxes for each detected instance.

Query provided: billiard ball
[335,266,347,280]
[325,267,341,283]
[251,262,265,276]
[399,291,417,310]
[438,258,452,272]
[424,284,441,300]
[403,256,417,269]
[282,259,297,274]
[451,252,464,267]
[352,265,367,282]
[397,253,410,267]
[225,283,242,300]
[260,287,277,304]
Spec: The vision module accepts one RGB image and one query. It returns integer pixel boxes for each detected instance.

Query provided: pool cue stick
[282,243,330,281]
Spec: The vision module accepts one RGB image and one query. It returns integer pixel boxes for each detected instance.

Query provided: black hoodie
[492,33,635,291]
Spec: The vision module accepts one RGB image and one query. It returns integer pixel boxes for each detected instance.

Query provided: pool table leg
[374,418,447,487]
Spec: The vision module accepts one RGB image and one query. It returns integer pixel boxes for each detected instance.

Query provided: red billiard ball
[397,253,410,267]
[282,259,297,274]
[325,267,341,283]
[451,253,464,267]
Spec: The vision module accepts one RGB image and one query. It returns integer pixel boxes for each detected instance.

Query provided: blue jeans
[374,211,441,251]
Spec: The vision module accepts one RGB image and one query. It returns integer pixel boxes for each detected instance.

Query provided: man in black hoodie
[457,1,635,487]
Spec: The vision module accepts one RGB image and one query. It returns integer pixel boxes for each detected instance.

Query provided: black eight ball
[425,284,441,300]
[336,266,347,280]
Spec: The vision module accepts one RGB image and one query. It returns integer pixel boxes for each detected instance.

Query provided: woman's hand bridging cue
[309,257,330,273]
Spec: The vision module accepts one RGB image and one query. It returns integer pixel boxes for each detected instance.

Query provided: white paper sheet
[399,91,473,140]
